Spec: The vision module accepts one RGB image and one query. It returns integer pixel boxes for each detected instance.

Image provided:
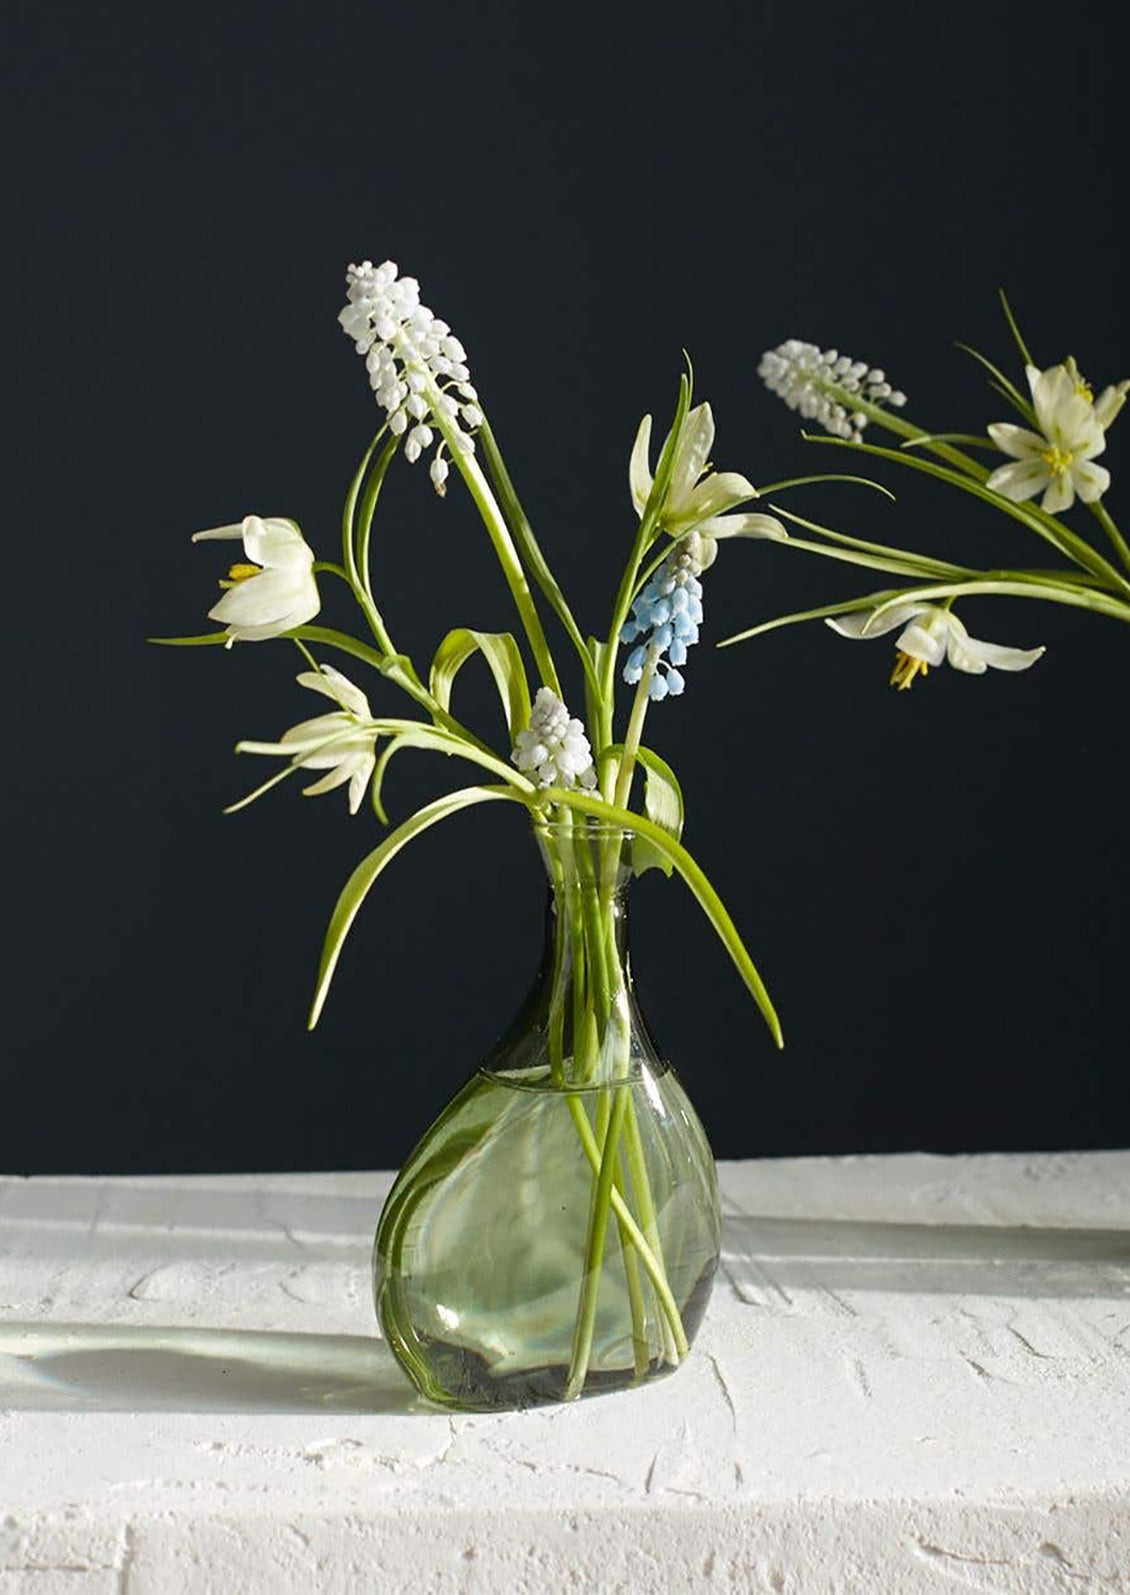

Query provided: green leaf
[717,588,905,647]
[767,503,974,579]
[148,631,229,647]
[476,420,601,702]
[632,746,684,878]
[366,722,533,824]
[642,372,691,537]
[342,424,389,576]
[955,342,1036,425]
[596,742,684,875]
[541,787,783,1047]
[998,287,1034,369]
[864,577,1130,630]
[309,785,519,1028]
[429,628,532,736]
[585,636,614,752]
[803,433,1129,590]
[754,472,897,500]
[354,436,399,594]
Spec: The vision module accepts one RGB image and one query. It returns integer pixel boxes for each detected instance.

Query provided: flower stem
[425,382,563,697]
[1090,501,1130,577]
[565,1085,630,1400]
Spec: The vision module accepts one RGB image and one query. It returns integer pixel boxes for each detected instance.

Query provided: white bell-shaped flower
[236,666,378,815]
[193,516,320,645]
[827,602,1045,690]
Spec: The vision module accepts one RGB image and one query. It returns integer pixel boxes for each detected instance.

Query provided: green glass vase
[373,821,722,1411]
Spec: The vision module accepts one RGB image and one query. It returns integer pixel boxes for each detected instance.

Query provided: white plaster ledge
[1,1151,1128,1592]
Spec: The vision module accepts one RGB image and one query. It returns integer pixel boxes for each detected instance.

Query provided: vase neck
[480,824,657,1089]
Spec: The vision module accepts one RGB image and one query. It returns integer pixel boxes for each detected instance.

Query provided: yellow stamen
[889,650,930,691]
[218,561,262,590]
[1038,445,1073,478]
[1075,379,1093,402]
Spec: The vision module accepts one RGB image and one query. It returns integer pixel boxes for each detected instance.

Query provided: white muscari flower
[758,339,907,440]
[192,515,320,646]
[827,602,1045,690]
[339,258,480,493]
[986,361,1127,513]
[238,666,379,814]
[511,688,597,789]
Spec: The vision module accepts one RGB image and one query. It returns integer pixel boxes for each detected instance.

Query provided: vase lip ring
[532,818,634,842]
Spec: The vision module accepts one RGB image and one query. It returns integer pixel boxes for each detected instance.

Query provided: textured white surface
[1,1152,1129,1592]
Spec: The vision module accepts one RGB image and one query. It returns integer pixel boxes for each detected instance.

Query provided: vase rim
[531,818,634,841]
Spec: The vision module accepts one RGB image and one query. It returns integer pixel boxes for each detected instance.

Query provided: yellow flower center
[1074,377,1093,402]
[218,561,262,589]
[1039,445,1074,478]
[890,650,929,691]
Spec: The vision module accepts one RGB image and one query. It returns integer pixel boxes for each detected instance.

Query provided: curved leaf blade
[633,746,684,878]
[429,628,532,736]
[309,785,519,1028]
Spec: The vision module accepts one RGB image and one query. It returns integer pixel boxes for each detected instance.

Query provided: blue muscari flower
[620,540,707,698]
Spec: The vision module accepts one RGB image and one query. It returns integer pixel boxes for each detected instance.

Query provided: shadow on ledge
[0,1321,432,1416]
[721,1215,1130,1301]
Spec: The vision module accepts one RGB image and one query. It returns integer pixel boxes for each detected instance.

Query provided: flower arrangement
[728,297,1130,683]
[158,257,806,1404]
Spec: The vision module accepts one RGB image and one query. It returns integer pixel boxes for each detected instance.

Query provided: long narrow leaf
[803,433,1128,588]
[998,288,1034,368]
[717,589,905,647]
[309,785,519,1027]
[354,436,399,595]
[367,724,532,825]
[476,420,601,701]
[342,425,389,575]
[754,472,896,500]
[429,628,531,736]
[149,631,230,647]
[768,504,974,579]
[865,578,1130,630]
[955,343,1035,424]
[633,746,684,879]
[542,788,783,1046]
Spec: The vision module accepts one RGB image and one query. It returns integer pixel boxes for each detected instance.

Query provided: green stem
[613,653,656,812]
[563,1093,687,1352]
[815,386,990,478]
[1090,501,1130,576]
[565,1085,630,1399]
[477,418,602,705]
[425,383,562,697]
[804,433,1130,595]
[292,626,498,756]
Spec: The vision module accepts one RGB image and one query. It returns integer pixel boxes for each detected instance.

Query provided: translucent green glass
[373,823,721,1411]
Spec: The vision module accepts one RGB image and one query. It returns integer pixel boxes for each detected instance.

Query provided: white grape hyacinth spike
[511,688,597,789]
[338,259,481,492]
[758,339,907,441]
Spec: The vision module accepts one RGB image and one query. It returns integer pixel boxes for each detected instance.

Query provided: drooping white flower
[827,602,1045,690]
[192,516,320,646]
[758,340,907,440]
[986,361,1124,513]
[237,666,378,814]
[338,259,480,493]
[630,403,783,556]
[511,688,597,789]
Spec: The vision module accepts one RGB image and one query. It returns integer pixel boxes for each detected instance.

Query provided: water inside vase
[373,1060,720,1412]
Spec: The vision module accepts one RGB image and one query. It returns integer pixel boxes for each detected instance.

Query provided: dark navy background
[4,1,1127,1172]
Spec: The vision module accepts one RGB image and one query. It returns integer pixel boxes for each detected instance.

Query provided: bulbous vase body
[373,823,721,1411]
